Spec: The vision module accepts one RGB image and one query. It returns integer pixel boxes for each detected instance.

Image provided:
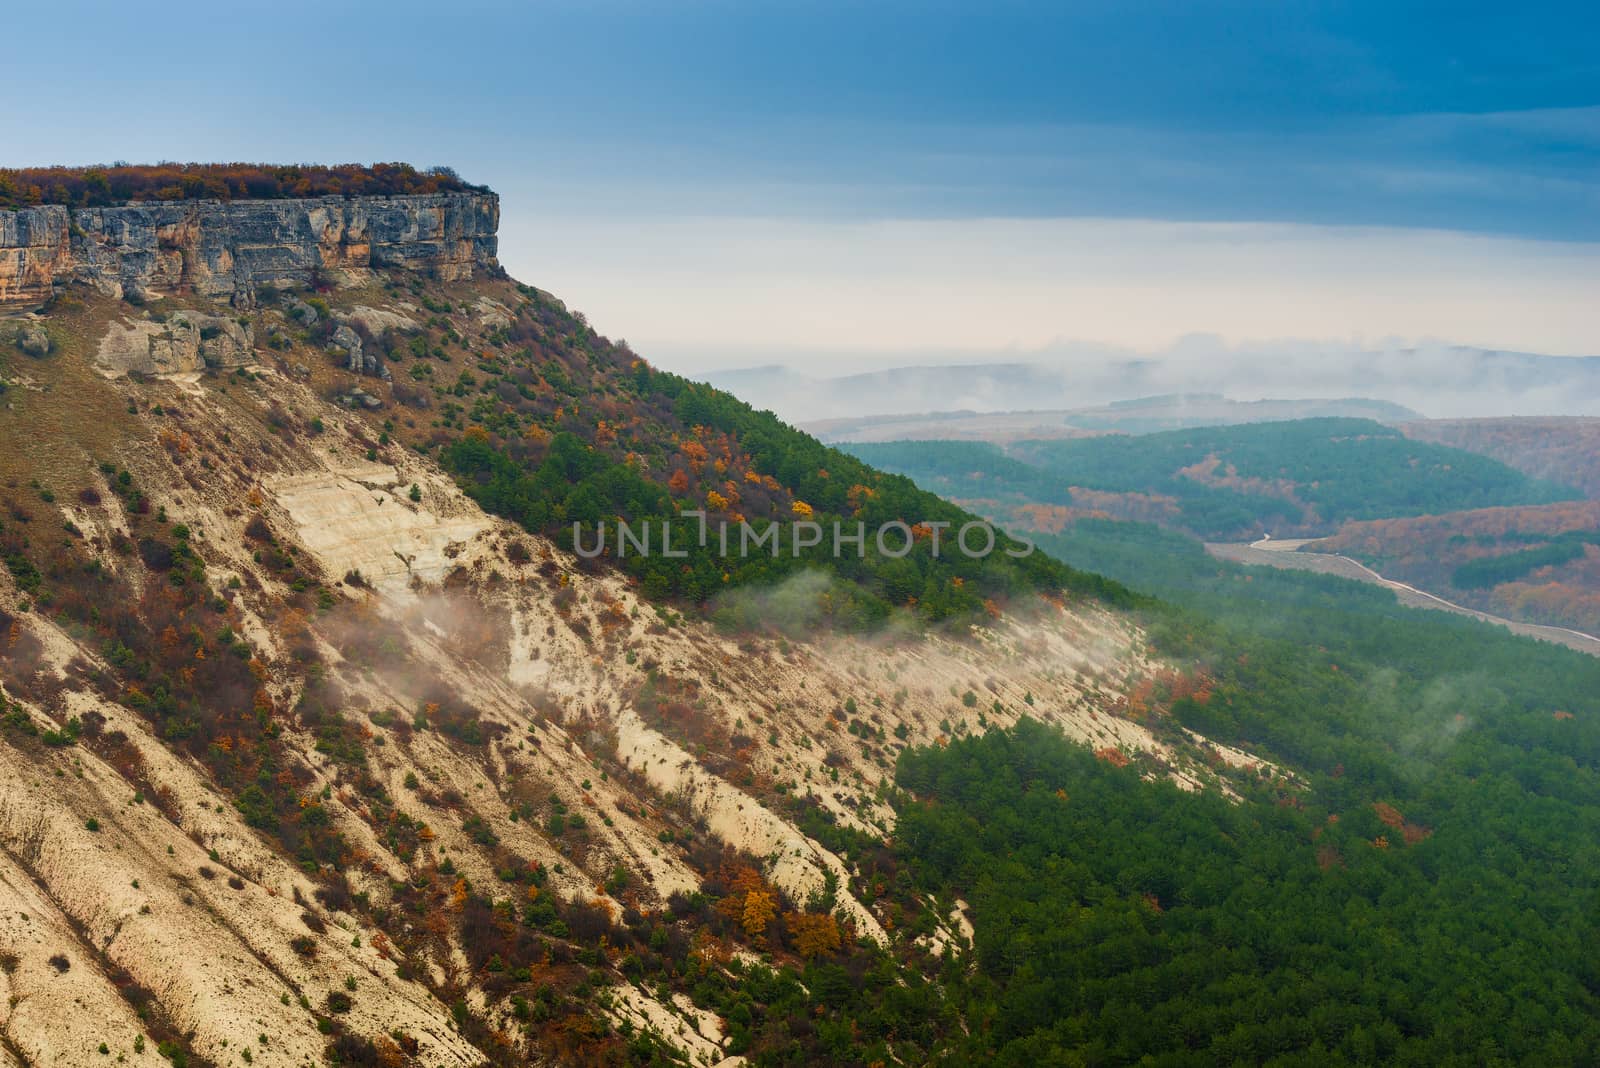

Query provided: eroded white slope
[0,330,1263,1064]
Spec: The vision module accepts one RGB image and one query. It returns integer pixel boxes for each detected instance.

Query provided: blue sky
[7,1,1598,365]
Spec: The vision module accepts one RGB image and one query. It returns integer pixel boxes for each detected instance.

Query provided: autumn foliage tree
[716,864,779,946]
[0,162,485,210]
[785,911,842,958]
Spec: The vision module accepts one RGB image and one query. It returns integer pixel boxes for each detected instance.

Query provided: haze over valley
[703,343,1600,429]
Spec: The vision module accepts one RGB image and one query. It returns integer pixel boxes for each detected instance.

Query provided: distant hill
[702,344,1600,424]
[806,393,1422,443]
[705,361,1079,422]
[1404,418,1600,499]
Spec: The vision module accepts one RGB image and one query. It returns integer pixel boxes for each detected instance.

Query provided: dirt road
[1205,537,1600,658]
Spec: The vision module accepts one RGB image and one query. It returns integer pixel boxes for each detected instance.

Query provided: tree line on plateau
[0,162,486,211]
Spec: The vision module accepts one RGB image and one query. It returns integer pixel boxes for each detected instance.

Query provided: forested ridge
[1404,418,1600,499]
[838,435,1600,1063]
[1450,530,1600,589]
[848,419,1577,540]
[877,515,1600,1064]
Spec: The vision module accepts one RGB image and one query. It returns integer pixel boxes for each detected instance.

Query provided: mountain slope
[7,177,1600,1066]
[414,283,1118,621]
[0,183,1240,1067]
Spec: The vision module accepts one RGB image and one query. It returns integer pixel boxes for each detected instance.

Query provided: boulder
[286,296,320,328]
[340,388,385,410]
[332,320,390,380]
[14,324,51,358]
[193,313,254,368]
[346,305,419,335]
[331,323,363,372]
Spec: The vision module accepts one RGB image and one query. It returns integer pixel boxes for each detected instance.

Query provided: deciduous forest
[0,162,484,210]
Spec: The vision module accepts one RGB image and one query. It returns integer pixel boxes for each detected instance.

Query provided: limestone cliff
[0,191,499,307]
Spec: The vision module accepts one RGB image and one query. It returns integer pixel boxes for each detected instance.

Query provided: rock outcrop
[95,310,255,376]
[330,321,388,379]
[0,192,499,307]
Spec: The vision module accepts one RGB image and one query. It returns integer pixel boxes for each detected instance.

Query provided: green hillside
[873,515,1600,1064]
[422,283,1129,626]
[848,418,1578,539]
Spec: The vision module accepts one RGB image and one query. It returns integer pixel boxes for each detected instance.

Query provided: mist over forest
[702,340,1600,425]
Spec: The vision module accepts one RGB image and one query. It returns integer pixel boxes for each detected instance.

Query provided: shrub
[136,538,174,572]
[323,1034,380,1066]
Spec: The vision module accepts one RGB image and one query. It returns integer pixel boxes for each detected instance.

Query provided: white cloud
[498,213,1600,373]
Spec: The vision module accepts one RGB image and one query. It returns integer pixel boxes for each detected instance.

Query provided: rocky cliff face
[0,192,499,307]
